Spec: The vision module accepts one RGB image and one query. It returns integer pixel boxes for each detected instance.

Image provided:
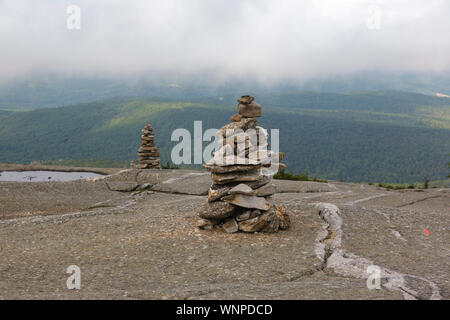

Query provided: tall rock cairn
[137,123,161,169]
[198,95,290,233]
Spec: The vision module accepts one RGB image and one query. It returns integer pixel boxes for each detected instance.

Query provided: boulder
[197,218,218,230]
[139,146,158,152]
[139,158,161,164]
[246,176,271,189]
[212,170,262,184]
[237,102,261,118]
[221,194,271,211]
[254,183,276,197]
[238,210,278,233]
[202,164,260,174]
[230,113,242,122]
[260,213,280,233]
[228,183,254,196]
[275,205,291,230]
[222,218,239,233]
[207,178,270,201]
[237,95,254,104]
[207,185,231,202]
[235,209,260,221]
[209,155,261,166]
[198,201,236,220]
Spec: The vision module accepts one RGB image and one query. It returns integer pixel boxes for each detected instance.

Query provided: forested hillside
[0,92,449,183]
[0,110,11,118]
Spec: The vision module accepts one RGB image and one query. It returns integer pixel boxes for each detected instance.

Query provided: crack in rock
[344,194,386,206]
[373,208,391,221]
[314,202,442,300]
[396,195,443,208]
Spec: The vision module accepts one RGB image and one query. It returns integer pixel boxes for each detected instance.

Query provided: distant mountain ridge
[2,71,450,110]
[198,90,450,114]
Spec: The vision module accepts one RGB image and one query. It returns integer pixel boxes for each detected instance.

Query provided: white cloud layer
[1,0,449,83]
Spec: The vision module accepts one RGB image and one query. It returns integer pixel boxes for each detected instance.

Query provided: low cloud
[1,0,450,84]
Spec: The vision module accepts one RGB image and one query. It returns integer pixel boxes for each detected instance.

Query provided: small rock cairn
[137,123,161,169]
[198,95,290,233]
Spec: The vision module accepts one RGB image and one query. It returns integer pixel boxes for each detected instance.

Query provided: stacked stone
[137,123,160,169]
[197,95,290,233]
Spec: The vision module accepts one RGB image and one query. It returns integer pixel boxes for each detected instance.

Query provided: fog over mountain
[1,0,450,86]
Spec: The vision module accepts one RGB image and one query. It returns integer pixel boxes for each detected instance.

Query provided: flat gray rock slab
[339,204,450,299]
[105,168,202,185]
[0,180,130,220]
[137,169,200,185]
[102,169,141,182]
[222,194,271,210]
[229,183,254,195]
[151,172,211,195]
[0,168,448,299]
[0,194,327,299]
[272,180,335,193]
[104,169,211,195]
[155,272,402,300]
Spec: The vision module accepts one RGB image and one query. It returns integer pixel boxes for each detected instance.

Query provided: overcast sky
[1,0,450,84]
